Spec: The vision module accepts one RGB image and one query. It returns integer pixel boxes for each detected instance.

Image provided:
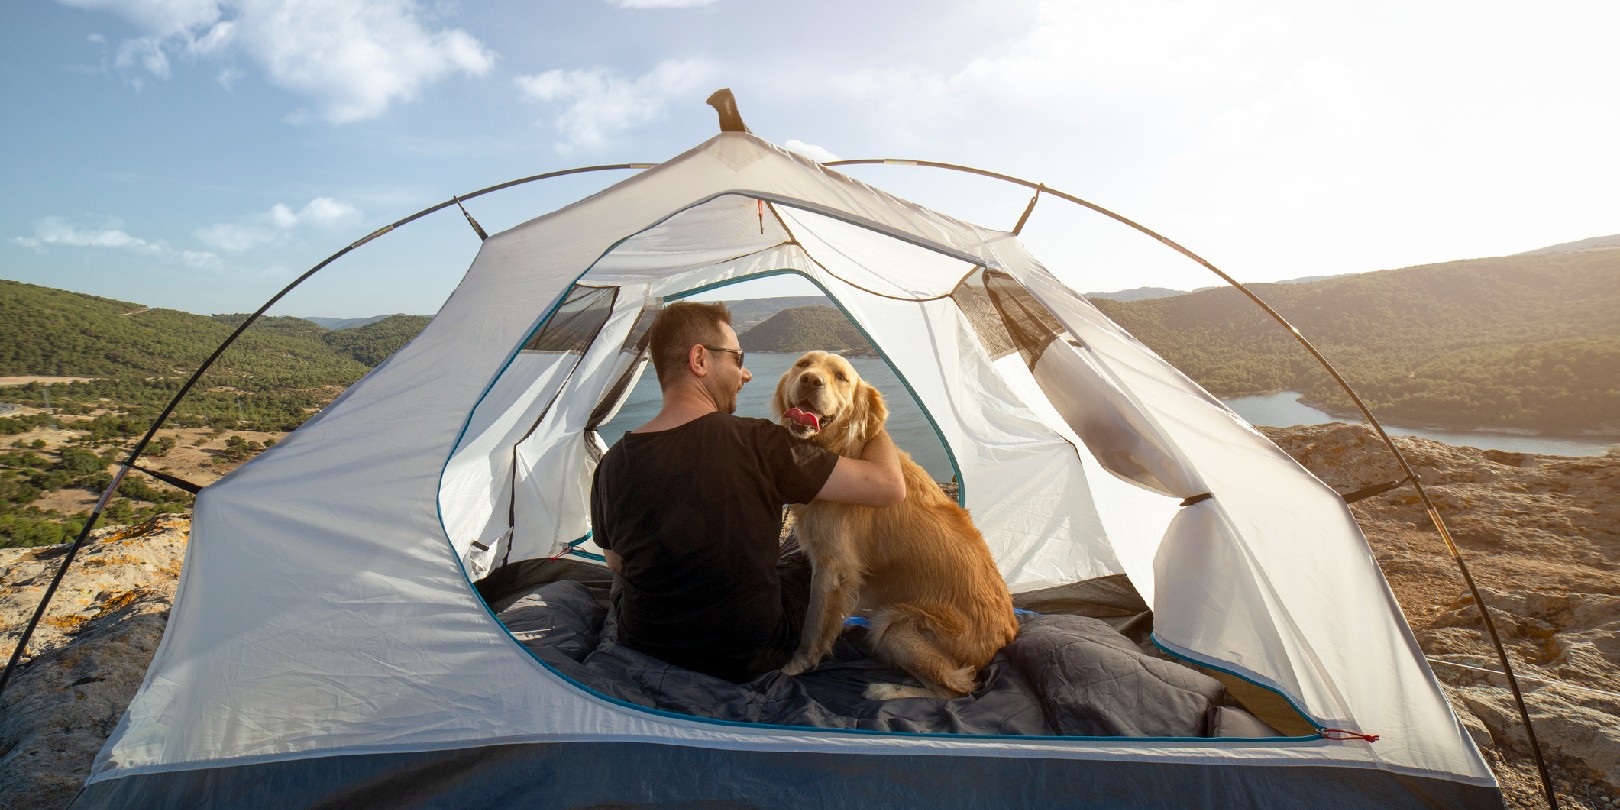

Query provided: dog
[773,351,1018,700]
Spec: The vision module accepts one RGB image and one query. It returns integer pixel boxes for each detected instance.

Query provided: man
[590,301,905,683]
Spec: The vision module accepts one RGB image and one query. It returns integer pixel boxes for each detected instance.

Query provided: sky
[3,0,1617,318]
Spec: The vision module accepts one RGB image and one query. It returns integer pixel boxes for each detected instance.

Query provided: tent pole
[0,163,652,700]
[829,157,1558,810]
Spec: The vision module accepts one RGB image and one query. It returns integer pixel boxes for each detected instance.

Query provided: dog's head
[771,351,888,457]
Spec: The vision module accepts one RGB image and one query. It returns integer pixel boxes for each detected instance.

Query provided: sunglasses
[702,345,745,367]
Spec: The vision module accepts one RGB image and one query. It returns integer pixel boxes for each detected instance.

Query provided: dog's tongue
[783,407,821,431]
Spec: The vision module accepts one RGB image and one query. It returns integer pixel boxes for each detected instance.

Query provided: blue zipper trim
[1149,632,1327,736]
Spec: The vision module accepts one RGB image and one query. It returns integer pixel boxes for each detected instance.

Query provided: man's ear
[687,343,709,377]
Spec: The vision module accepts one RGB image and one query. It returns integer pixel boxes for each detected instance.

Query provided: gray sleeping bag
[496,575,1284,739]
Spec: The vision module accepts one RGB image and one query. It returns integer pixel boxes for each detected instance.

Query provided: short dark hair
[647,301,732,387]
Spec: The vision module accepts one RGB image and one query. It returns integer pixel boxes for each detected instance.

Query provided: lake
[1223,391,1618,458]
[598,356,1617,470]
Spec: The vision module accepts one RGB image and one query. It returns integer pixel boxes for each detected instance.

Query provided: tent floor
[73,739,1503,809]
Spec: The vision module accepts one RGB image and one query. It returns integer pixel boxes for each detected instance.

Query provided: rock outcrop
[2,426,1616,808]
[1,516,188,809]
[1263,423,1619,808]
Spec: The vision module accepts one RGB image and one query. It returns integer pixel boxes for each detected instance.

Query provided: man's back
[590,412,835,682]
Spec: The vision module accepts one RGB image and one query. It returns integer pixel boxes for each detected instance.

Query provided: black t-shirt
[590,412,838,682]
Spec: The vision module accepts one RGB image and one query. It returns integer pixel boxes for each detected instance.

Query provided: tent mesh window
[587,298,662,433]
[981,268,1069,369]
[951,267,1071,366]
[521,285,618,354]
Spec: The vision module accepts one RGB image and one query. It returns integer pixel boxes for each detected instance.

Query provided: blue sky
[4,1,1617,317]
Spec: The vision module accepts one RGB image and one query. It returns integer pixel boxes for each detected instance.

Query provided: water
[600,361,1618,468]
[598,354,956,479]
[1224,391,1619,458]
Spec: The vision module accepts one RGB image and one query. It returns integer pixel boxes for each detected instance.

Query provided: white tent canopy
[77,132,1499,808]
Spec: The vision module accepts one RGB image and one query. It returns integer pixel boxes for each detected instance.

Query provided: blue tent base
[73,740,1503,809]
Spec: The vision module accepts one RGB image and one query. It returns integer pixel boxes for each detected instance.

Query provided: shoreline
[1244,389,1620,443]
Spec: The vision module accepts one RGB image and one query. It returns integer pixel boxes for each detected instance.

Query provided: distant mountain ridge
[1516,233,1620,256]
[303,315,393,331]
[1093,249,1620,433]
[1084,286,1185,302]
[723,296,828,332]
[738,306,876,356]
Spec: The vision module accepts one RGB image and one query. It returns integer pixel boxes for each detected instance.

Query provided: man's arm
[603,548,623,574]
[813,429,906,506]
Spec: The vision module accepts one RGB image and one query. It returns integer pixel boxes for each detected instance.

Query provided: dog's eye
[835,372,847,381]
[796,360,810,368]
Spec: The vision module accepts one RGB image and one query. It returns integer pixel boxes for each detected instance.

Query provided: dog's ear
[770,357,796,420]
[844,379,888,455]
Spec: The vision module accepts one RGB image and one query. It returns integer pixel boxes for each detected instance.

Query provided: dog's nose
[799,374,823,390]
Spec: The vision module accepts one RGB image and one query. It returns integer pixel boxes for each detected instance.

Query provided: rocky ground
[1,425,1616,808]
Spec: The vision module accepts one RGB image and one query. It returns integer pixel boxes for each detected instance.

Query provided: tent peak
[705,88,749,133]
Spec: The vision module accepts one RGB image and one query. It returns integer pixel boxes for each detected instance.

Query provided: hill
[723,296,829,332]
[1084,286,1185,302]
[303,315,391,331]
[320,315,432,366]
[1517,233,1620,255]
[1093,249,1620,434]
[0,280,376,431]
[739,306,876,356]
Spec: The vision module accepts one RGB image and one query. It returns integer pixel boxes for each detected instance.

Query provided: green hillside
[321,314,433,365]
[740,306,876,356]
[0,280,373,431]
[1093,249,1620,433]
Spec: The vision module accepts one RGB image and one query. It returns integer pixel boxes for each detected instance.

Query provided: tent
[74,130,1502,807]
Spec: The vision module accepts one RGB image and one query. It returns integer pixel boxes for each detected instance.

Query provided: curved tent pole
[830,157,1555,809]
[0,163,653,700]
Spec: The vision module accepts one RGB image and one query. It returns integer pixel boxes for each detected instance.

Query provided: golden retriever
[773,351,1018,699]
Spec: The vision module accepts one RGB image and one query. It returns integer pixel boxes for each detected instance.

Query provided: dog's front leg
[782,564,838,675]
[782,523,860,676]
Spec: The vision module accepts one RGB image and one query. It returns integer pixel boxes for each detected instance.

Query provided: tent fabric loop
[454,195,489,241]
[1320,728,1381,743]
[1012,185,1044,235]
[1339,476,1414,504]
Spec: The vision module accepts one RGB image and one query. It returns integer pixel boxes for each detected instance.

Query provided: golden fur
[773,351,1018,699]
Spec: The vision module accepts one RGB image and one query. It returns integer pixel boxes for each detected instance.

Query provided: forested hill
[739,306,876,356]
[1092,248,1620,433]
[0,280,427,430]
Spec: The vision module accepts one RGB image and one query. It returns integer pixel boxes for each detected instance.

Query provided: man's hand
[814,430,906,507]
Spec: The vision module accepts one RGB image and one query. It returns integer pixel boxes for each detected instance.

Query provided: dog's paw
[781,654,818,676]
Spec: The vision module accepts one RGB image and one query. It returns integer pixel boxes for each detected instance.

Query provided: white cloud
[516,59,717,153]
[783,139,838,163]
[60,0,225,39]
[114,36,171,79]
[12,217,224,271]
[197,197,362,252]
[87,33,106,44]
[56,0,496,123]
[181,250,225,270]
[13,217,165,255]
